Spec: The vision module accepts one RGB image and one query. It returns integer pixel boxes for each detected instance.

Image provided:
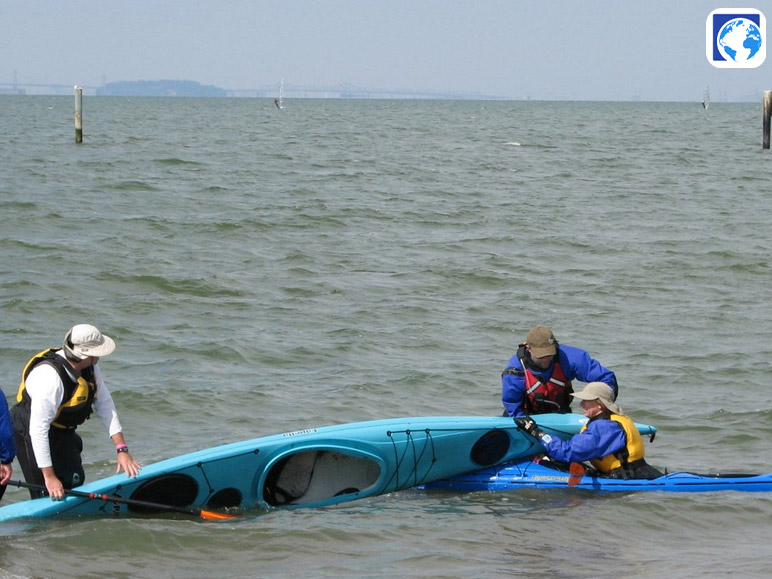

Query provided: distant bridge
[0,81,504,100]
[227,82,503,100]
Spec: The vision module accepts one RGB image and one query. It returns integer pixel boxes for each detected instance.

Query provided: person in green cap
[502,325,618,417]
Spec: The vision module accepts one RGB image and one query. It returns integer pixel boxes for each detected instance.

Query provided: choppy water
[0,96,771,578]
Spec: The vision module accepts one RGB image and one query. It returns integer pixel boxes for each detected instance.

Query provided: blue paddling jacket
[0,389,17,465]
[501,344,617,417]
[540,415,629,465]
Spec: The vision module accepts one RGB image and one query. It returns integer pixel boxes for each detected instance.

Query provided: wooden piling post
[74,86,83,144]
[763,90,772,149]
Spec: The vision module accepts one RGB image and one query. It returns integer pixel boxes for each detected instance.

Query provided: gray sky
[2,0,771,101]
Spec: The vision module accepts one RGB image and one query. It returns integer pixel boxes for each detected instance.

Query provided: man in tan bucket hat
[516,382,663,480]
[501,326,618,417]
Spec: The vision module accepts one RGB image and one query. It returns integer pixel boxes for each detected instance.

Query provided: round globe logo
[717,18,763,62]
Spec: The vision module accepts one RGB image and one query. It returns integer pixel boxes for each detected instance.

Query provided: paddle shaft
[7,479,237,520]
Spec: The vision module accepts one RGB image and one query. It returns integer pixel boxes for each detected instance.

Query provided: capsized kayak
[0,414,655,522]
[418,458,772,493]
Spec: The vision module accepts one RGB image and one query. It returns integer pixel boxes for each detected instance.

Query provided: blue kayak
[419,458,772,493]
[0,414,656,521]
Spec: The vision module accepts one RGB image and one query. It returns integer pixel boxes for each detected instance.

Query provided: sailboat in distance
[274,78,285,109]
[702,85,710,110]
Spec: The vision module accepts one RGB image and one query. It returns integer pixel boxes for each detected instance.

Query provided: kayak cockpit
[262,450,381,507]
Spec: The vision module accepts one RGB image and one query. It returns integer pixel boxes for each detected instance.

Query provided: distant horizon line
[2,79,507,100]
[0,79,764,103]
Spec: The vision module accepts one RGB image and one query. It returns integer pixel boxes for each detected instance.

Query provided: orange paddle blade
[198,509,241,521]
[568,462,586,487]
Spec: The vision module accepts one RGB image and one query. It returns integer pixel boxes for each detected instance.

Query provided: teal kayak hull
[0,414,646,521]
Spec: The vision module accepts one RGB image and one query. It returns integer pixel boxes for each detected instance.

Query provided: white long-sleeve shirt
[24,350,123,469]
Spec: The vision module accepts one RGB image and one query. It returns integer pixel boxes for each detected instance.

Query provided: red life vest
[522,354,573,414]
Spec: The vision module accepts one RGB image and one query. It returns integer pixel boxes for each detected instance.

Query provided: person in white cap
[10,324,140,500]
[515,382,662,479]
[501,325,618,417]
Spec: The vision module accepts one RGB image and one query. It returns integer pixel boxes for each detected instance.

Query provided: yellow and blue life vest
[580,414,645,473]
[15,348,96,430]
